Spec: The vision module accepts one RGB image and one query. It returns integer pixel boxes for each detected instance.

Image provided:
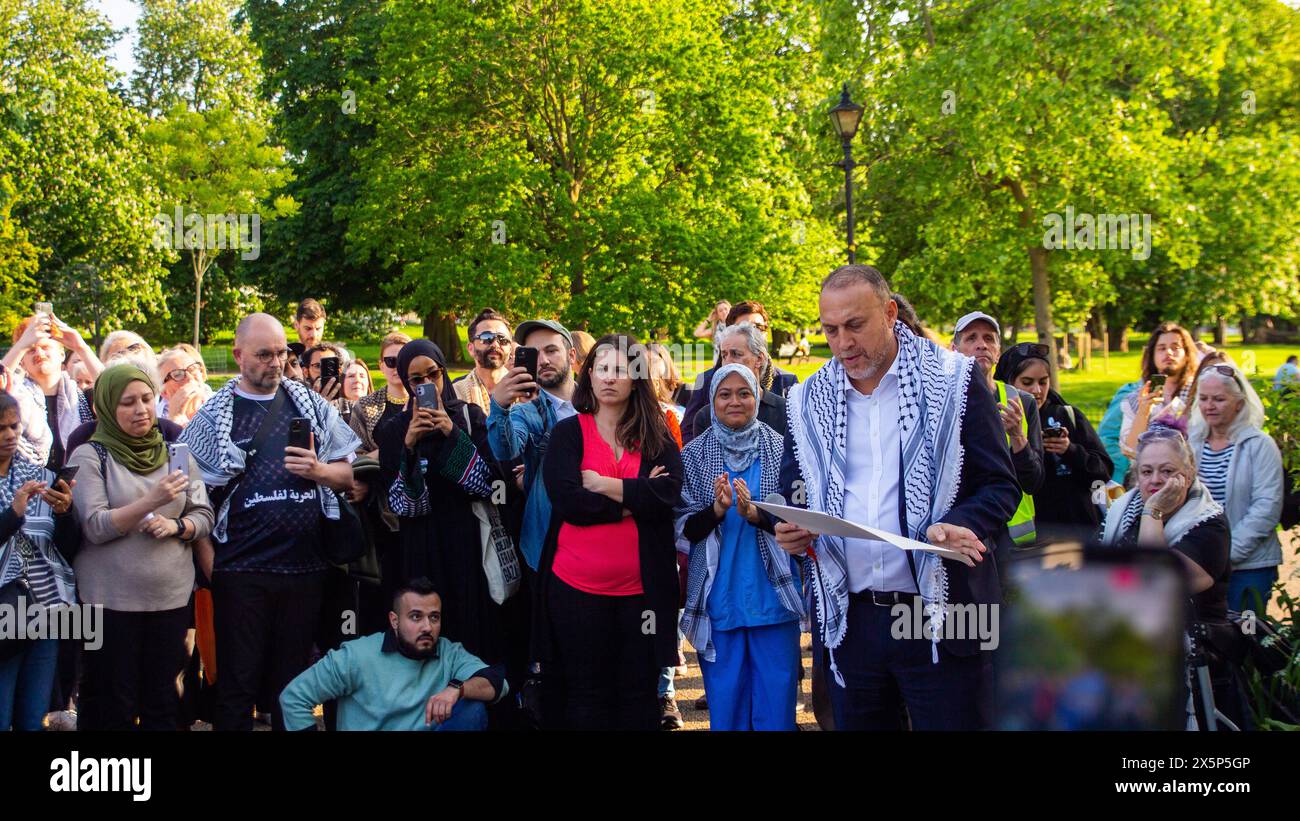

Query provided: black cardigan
[532,414,684,667]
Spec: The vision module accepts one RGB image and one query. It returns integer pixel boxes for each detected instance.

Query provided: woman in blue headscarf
[676,363,805,730]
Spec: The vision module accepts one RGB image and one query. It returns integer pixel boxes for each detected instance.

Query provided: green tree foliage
[347,0,838,340]
[0,0,168,338]
[132,0,294,349]
[243,0,390,311]
[143,104,295,349]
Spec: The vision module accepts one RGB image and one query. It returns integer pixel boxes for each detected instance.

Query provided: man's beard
[396,631,438,660]
[474,348,504,369]
[844,348,889,382]
[537,360,570,390]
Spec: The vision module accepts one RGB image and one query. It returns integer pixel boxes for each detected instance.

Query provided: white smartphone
[168,442,191,476]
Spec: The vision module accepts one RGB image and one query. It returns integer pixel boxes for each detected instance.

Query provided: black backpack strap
[244,386,288,463]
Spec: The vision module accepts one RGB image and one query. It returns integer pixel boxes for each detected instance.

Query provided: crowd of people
[0,274,1292,732]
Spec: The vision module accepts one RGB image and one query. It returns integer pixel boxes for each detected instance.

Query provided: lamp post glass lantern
[830,84,863,263]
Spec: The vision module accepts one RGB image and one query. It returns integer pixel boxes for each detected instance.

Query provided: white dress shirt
[842,354,916,594]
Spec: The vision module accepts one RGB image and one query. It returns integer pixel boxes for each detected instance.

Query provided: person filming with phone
[377,339,515,683]
[995,344,1113,539]
[67,365,214,730]
[1121,322,1200,460]
[178,313,361,731]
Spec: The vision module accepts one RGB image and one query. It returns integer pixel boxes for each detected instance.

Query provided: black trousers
[78,605,191,731]
[313,566,358,732]
[826,592,986,731]
[212,570,324,732]
[542,577,659,731]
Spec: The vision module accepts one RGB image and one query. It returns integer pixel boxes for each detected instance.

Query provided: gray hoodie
[1191,426,1283,570]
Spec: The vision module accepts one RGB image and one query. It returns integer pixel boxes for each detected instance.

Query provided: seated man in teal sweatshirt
[280,576,507,731]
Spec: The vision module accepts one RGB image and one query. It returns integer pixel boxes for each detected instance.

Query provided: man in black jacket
[769,265,1020,731]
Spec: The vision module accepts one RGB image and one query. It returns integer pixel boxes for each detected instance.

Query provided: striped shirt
[1199,443,1235,506]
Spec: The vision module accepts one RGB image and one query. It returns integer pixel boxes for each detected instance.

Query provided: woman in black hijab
[994,343,1113,538]
[375,339,513,665]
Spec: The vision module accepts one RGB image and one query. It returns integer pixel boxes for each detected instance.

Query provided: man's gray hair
[820,264,892,304]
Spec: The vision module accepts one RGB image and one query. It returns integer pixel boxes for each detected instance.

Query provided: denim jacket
[486,391,571,570]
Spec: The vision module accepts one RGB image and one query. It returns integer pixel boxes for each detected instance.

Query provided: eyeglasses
[123,342,146,355]
[164,363,203,383]
[407,367,443,386]
[473,332,511,347]
[251,348,290,365]
[1011,342,1050,359]
[382,356,399,369]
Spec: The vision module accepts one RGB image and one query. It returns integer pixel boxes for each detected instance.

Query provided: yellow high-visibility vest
[996,380,1037,546]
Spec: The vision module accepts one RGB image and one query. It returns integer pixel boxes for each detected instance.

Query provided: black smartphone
[415,382,441,412]
[514,346,539,397]
[1043,428,1066,440]
[1147,373,1167,392]
[288,417,313,451]
[318,356,341,386]
[54,464,80,486]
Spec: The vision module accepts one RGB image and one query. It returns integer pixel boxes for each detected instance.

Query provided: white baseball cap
[953,311,1001,336]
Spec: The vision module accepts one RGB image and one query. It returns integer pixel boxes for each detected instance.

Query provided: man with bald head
[181,312,362,731]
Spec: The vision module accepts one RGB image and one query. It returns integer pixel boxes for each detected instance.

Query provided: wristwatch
[1142,507,1165,521]
[447,678,464,691]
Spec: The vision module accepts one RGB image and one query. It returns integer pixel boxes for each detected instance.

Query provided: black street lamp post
[829,84,864,264]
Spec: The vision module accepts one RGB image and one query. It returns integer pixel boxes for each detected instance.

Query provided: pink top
[553,413,644,596]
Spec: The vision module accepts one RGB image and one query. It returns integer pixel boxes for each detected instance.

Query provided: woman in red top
[534,334,684,730]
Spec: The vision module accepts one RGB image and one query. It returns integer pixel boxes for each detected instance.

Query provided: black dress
[375,400,512,665]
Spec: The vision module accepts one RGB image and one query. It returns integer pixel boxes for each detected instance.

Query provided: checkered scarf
[179,376,361,541]
[676,420,805,662]
[787,321,971,670]
[1101,480,1222,547]
[0,454,75,604]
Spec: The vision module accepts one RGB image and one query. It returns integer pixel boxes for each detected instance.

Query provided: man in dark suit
[767,265,1019,731]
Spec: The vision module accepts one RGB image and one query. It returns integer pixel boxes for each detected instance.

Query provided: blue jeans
[1228,566,1279,615]
[0,638,60,731]
[657,610,685,698]
[422,699,488,732]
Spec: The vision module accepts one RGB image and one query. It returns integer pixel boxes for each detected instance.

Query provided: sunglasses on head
[473,332,511,346]
[1011,342,1050,359]
[1137,426,1186,445]
[1206,363,1243,388]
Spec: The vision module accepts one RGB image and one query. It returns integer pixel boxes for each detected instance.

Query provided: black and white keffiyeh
[179,376,361,541]
[0,454,76,605]
[787,321,972,672]
[676,420,805,662]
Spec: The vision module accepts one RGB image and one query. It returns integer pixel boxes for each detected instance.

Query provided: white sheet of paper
[752,501,972,566]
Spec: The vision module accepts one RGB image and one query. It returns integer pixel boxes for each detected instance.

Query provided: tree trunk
[1107,322,1129,353]
[1028,245,1058,390]
[1214,316,1227,347]
[192,259,204,353]
[423,311,468,366]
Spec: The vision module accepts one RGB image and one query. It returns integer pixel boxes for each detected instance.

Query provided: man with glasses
[180,312,362,731]
[951,311,1045,547]
[681,300,799,440]
[453,308,515,414]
